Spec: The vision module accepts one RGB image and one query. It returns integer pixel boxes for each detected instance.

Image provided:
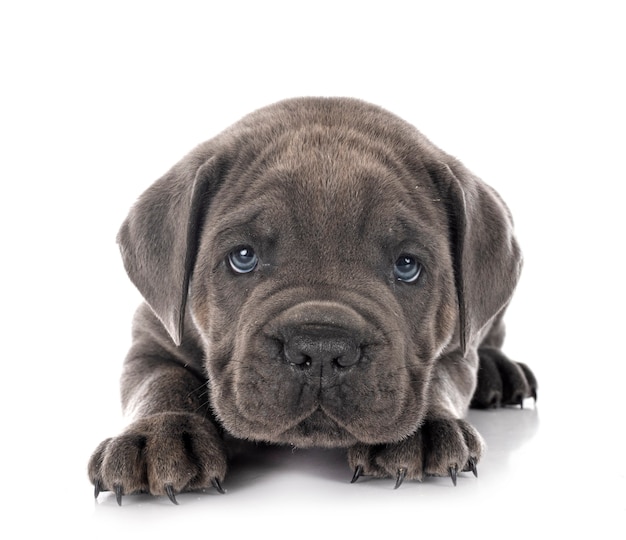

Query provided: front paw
[472,347,538,408]
[88,412,227,505]
[348,418,485,488]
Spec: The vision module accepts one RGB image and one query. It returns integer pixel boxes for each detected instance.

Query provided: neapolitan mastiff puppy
[89,97,537,504]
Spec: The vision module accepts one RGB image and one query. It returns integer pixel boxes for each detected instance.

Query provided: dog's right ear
[117,152,225,346]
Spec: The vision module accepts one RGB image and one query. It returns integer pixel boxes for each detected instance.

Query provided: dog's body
[89,98,536,504]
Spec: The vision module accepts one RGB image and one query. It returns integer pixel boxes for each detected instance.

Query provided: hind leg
[471,312,537,409]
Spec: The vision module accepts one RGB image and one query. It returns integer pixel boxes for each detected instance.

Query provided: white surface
[1,1,624,538]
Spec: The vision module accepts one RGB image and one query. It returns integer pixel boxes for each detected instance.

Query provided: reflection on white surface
[73,400,621,540]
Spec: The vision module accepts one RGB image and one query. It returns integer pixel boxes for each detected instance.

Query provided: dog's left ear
[117,152,226,346]
[430,161,522,353]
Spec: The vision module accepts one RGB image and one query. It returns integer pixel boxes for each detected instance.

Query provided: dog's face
[190,128,458,447]
[118,98,521,450]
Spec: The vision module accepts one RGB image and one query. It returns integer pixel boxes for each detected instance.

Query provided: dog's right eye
[228,246,258,274]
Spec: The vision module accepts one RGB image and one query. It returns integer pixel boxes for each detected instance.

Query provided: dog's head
[118,98,521,447]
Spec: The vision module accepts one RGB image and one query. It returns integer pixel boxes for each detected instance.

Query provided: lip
[275,407,359,448]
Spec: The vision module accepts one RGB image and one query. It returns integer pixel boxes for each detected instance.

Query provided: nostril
[281,331,362,371]
[284,345,313,368]
[332,347,361,369]
[291,355,312,368]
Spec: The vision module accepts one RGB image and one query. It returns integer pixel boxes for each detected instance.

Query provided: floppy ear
[432,162,522,353]
[117,153,225,345]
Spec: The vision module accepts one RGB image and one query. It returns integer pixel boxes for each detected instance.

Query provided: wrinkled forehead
[207,128,447,253]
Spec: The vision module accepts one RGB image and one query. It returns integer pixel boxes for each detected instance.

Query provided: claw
[449,465,458,486]
[211,477,226,494]
[165,485,178,505]
[351,465,364,484]
[94,479,101,500]
[532,389,537,403]
[114,484,123,506]
[394,467,407,490]
[468,457,478,478]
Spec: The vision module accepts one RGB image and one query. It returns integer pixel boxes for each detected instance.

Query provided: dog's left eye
[394,254,422,283]
[228,246,258,274]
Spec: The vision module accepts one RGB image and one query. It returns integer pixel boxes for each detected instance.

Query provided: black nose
[283,331,362,370]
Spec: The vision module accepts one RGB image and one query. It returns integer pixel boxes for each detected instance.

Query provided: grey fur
[89,97,536,502]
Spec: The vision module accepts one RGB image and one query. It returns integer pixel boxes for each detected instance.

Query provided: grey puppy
[89,97,537,504]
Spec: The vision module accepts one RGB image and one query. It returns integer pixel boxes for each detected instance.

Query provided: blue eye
[394,255,422,283]
[228,246,258,274]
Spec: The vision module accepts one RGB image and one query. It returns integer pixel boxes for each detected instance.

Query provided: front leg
[349,349,484,487]
[349,417,484,487]
[89,411,227,504]
[88,305,228,504]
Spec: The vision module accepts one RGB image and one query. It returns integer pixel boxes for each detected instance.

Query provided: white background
[1,1,624,538]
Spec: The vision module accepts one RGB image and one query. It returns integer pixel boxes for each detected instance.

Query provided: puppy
[89,97,537,504]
